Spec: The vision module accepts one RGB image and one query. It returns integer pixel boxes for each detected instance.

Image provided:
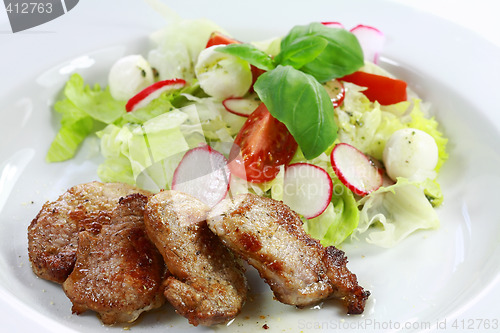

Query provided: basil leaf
[279,22,364,82]
[216,44,275,71]
[274,35,328,69]
[254,65,337,160]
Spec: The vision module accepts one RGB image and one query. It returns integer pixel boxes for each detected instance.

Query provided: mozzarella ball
[108,55,154,101]
[383,128,439,181]
[194,45,252,100]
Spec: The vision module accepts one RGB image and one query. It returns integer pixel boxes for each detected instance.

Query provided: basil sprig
[217,22,364,160]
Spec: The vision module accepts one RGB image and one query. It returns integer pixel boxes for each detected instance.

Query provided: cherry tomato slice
[205,32,241,48]
[340,71,407,105]
[229,103,298,183]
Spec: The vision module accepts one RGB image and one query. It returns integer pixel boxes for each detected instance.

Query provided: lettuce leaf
[46,74,126,162]
[63,74,126,124]
[353,178,440,248]
[303,178,359,246]
[336,86,448,173]
[272,148,359,246]
[46,99,94,162]
[148,18,226,82]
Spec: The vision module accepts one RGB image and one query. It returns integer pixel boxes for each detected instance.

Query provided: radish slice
[222,94,261,117]
[172,146,231,208]
[330,143,382,196]
[125,78,186,112]
[350,24,385,64]
[323,79,345,108]
[282,163,333,219]
[321,21,345,29]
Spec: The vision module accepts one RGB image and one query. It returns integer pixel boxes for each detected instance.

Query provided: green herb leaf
[279,22,364,82]
[216,44,275,71]
[274,35,328,69]
[254,65,337,160]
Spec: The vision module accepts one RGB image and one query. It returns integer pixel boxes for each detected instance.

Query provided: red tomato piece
[340,71,407,105]
[228,103,298,183]
[205,32,241,48]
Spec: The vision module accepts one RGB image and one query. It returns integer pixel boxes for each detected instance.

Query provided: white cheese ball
[194,45,252,100]
[108,55,154,101]
[383,128,439,181]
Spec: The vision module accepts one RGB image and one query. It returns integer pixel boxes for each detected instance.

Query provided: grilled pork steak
[144,190,248,326]
[62,193,166,325]
[207,193,370,314]
[28,181,152,284]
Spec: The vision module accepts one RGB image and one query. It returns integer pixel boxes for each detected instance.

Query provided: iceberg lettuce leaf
[46,74,126,162]
[303,178,359,246]
[46,99,94,162]
[63,74,125,124]
[353,178,440,248]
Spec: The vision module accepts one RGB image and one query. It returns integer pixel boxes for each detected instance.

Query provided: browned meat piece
[27,181,152,283]
[144,190,248,326]
[207,193,370,314]
[62,194,166,325]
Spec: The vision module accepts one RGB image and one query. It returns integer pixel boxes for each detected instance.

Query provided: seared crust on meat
[62,194,166,325]
[144,190,248,326]
[207,193,370,314]
[27,181,152,283]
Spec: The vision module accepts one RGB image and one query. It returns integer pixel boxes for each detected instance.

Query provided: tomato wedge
[228,103,298,183]
[340,71,407,105]
[205,31,241,48]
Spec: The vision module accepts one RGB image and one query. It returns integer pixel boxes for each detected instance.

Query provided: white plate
[1,0,500,332]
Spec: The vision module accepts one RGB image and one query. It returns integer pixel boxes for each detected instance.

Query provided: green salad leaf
[353,178,440,248]
[279,22,364,82]
[303,178,359,246]
[254,65,337,160]
[63,74,125,124]
[46,99,94,162]
[274,35,328,69]
[216,44,275,71]
[46,74,126,162]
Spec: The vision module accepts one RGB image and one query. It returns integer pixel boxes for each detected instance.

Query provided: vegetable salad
[46,11,448,249]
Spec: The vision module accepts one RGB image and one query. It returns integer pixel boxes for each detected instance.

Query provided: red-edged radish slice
[330,143,382,196]
[321,21,345,29]
[222,94,261,117]
[350,24,385,64]
[125,78,186,112]
[323,79,345,108]
[282,163,333,219]
[172,146,231,207]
